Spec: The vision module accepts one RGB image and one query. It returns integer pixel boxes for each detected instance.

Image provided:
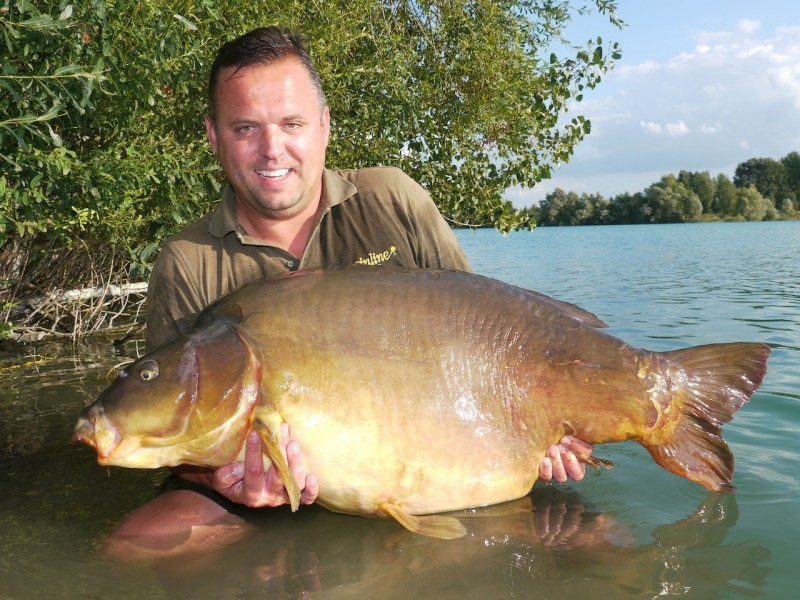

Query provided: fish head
[72,321,261,469]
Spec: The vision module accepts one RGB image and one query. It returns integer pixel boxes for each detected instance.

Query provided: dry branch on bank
[1,239,147,344]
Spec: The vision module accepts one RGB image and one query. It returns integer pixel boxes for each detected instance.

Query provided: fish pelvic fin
[646,342,770,492]
[252,409,302,512]
[379,503,467,540]
[577,454,615,470]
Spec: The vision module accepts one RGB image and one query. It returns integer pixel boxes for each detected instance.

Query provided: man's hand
[212,424,319,508]
[539,436,594,483]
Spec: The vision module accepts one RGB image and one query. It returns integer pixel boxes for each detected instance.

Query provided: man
[110,27,592,553]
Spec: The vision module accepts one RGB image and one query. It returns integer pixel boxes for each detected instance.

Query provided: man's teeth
[256,169,290,178]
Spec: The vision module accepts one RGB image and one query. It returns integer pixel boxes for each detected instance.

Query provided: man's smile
[256,168,291,179]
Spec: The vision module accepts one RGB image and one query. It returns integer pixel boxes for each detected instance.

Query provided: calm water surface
[1,221,798,599]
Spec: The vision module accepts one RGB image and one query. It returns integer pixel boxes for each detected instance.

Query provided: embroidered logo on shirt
[354,245,398,266]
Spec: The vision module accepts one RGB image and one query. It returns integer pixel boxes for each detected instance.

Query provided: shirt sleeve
[394,170,473,272]
[145,244,206,351]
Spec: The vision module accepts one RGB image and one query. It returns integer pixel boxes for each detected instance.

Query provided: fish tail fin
[380,502,467,539]
[645,342,770,492]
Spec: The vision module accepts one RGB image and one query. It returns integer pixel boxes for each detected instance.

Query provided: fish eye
[137,360,159,382]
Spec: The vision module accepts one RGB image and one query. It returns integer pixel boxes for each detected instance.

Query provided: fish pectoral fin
[577,454,615,470]
[379,502,467,540]
[251,411,301,512]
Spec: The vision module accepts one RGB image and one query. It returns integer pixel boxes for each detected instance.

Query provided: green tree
[776,197,796,217]
[583,192,610,224]
[714,173,738,216]
[537,188,577,225]
[677,170,715,214]
[780,151,800,211]
[641,175,702,223]
[536,189,609,226]
[733,157,789,204]
[736,185,768,221]
[608,191,646,224]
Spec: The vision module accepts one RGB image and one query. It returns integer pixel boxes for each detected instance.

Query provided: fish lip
[71,417,96,447]
[70,428,94,447]
[71,414,122,460]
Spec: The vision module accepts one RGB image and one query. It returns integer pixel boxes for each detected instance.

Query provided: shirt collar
[207,168,357,239]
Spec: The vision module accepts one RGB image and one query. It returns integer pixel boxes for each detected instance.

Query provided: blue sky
[510,1,800,207]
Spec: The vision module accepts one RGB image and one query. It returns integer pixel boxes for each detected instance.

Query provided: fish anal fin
[251,408,301,511]
[379,502,467,540]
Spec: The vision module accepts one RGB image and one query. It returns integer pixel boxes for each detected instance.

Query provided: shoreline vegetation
[526,158,800,227]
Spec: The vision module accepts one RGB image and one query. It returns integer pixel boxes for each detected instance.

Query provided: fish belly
[257,338,564,516]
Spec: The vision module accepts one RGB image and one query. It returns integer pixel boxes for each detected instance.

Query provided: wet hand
[539,436,594,483]
[212,424,319,508]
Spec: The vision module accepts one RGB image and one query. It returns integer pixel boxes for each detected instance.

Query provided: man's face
[205,58,330,223]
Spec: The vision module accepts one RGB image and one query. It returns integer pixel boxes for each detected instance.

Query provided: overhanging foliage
[0,0,622,339]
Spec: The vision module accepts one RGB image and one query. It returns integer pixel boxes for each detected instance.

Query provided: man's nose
[258,126,285,160]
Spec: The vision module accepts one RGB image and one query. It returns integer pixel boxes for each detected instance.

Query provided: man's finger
[549,446,567,483]
[215,462,245,488]
[243,430,266,496]
[301,475,319,505]
[539,456,553,482]
[562,450,585,481]
[560,435,593,456]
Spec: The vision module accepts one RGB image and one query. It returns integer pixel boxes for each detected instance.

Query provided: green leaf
[173,14,198,31]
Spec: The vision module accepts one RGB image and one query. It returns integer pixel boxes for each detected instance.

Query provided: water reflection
[138,489,768,600]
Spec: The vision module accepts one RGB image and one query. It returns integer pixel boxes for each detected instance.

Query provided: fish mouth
[71,408,122,462]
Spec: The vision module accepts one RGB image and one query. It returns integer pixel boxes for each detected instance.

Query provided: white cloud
[616,59,662,77]
[639,120,691,136]
[665,121,690,136]
[640,120,662,134]
[515,9,800,207]
[738,19,762,34]
[700,124,722,134]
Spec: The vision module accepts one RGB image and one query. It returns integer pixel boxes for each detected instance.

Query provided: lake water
[1,221,798,599]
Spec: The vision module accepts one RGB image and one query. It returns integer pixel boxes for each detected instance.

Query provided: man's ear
[321,106,331,147]
[204,113,219,154]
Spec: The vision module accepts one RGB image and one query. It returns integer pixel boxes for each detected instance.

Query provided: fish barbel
[72,268,770,539]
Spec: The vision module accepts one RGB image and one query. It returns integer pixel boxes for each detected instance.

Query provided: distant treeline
[528,152,800,226]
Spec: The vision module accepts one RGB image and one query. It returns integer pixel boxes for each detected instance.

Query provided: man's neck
[236,198,321,258]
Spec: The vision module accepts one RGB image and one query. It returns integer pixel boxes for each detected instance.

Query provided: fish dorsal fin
[522,289,608,328]
[196,299,243,329]
[380,502,467,539]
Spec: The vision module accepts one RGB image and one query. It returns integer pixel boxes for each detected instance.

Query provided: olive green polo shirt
[145,166,471,350]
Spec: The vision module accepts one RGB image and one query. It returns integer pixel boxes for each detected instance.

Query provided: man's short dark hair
[207,26,326,122]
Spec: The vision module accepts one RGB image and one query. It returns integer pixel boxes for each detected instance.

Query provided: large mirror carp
[73,268,770,539]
